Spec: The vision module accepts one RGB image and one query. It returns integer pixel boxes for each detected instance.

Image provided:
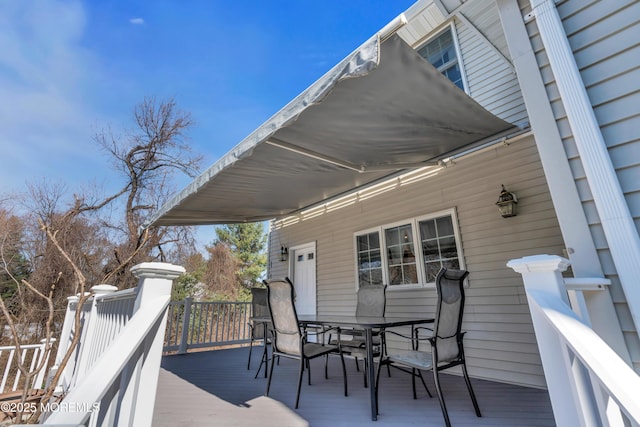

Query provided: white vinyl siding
[523,0,640,371]
[398,2,528,126]
[269,135,564,388]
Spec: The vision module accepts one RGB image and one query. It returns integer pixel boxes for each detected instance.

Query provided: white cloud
[0,0,111,194]
[130,18,145,25]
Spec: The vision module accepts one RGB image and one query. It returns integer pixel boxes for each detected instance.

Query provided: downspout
[496,0,631,362]
[528,0,640,339]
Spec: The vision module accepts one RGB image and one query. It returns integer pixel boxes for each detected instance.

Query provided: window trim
[353,208,465,290]
[416,22,469,94]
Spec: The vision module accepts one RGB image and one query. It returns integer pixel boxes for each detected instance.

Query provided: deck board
[153,347,556,426]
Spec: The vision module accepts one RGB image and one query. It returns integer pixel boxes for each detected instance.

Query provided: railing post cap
[91,284,118,295]
[130,262,185,280]
[507,254,570,273]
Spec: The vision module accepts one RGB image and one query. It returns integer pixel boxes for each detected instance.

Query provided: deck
[153,346,556,427]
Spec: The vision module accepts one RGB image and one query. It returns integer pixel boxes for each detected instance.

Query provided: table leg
[366,328,377,421]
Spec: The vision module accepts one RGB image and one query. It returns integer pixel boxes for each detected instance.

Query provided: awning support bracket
[266,138,366,173]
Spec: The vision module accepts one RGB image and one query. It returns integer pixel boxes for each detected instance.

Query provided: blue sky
[0,0,414,244]
[1,1,413,191]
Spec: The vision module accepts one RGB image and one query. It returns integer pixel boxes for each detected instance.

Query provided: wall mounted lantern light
[280,246,289,262]
[496,185,518,218]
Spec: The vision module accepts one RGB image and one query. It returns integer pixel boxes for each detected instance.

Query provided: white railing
[44,262,184,426]
[508,255,640,427]
[0,338,55,394]
[71,286,137,387]
[164,298,251,353]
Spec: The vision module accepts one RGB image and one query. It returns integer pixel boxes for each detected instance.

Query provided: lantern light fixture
[280,246,289,262]
[496,185,518,218]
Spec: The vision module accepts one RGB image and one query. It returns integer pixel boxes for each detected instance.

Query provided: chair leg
[265,350,276,397]
[411,368,417,399]
[247,337,254,370]
[354,357,360,372]
[339,351,348,397]
[363,357,368,388]
[307,359,312,385]
[375,357,386,415]
[432,367,452,427]
[296,357,305,409]
[324,354,329,379]
[417,370,433,398]
[462,362,482,417]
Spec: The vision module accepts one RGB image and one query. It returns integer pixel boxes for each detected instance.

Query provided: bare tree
[0,97,204,423]
[202,243,241,300]
[95,96,202,287]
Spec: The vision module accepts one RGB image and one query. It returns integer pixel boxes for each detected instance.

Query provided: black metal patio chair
[264,277,348,409]
[329,284,388,387]
[247,287,272,377]
[376,268,481,427]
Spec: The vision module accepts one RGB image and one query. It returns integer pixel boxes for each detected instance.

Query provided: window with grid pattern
[356,232,383,287]
[417,27,464,90]
[355,209,463,288]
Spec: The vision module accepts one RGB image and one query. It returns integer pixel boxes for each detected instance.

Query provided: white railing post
[126,262,185,427]
[507,254,591,427]
[178,297,193,354]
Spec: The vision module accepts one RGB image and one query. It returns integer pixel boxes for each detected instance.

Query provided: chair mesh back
[433,268,469,362]
[265,279,301,356]
[355,285,387,317]
[250,288,269,339]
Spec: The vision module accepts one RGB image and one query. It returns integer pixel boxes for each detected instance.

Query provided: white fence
[43,262,184,427]
[509,255,640,427]
[164,298,251,353]
[0,339,55,394]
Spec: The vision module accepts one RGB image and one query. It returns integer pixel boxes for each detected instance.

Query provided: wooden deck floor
[153,346,556,427]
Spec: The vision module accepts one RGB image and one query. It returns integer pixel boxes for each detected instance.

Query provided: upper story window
[355,208,464,289]
[417,27,465,90]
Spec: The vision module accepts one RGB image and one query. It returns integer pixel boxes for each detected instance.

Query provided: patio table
[298,315,434,421]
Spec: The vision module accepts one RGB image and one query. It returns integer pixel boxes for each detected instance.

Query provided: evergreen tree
[0,211,31,313]
[214,223,267,288]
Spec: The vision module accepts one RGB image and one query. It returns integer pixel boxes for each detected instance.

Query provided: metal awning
[148,34,516,226]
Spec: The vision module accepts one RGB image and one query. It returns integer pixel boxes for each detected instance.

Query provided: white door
[290,242,317,316]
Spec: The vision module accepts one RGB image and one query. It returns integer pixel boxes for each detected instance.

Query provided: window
[356,231,383,287]
[419,215,460,282]
[355,209,463,288]
[417,27,464,90]
[385,224,418,285]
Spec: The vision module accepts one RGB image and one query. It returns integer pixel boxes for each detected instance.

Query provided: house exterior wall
[266,0,568,389]
[269,136,564,388]
[520,0,640,371]
[266,0,639,386]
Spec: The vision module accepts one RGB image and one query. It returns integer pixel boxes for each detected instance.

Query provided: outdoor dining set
[246,268,481,426]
